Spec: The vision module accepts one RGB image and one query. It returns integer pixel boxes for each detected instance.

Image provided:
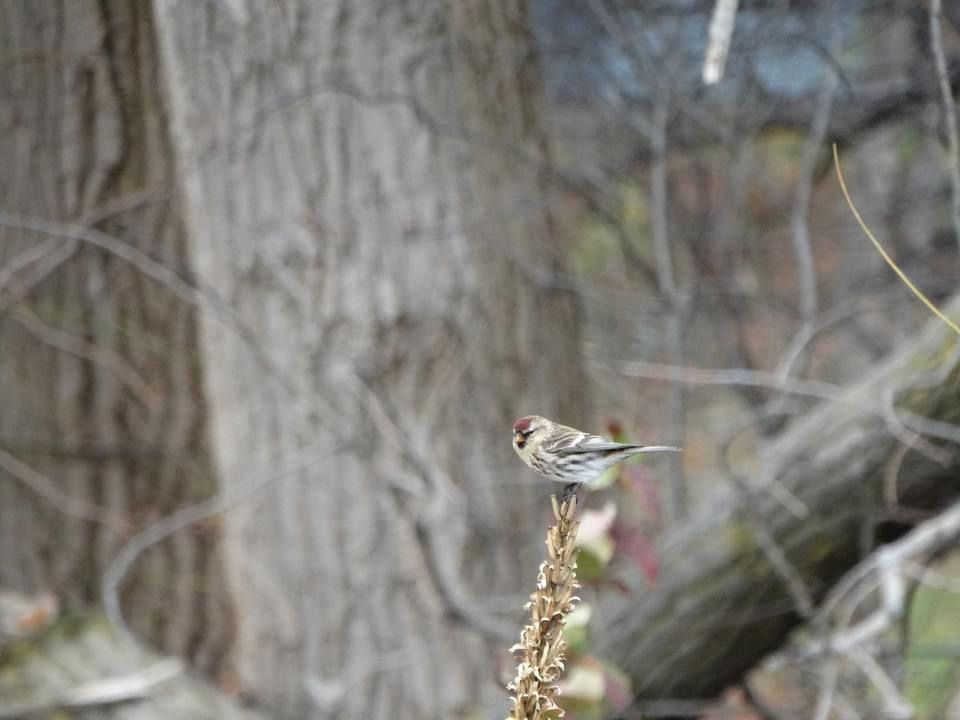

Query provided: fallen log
[600,299,960,699]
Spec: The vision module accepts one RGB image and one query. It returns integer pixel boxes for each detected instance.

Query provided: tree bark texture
[151,1,585,718]
[599,300,960,700]
[0,1,233,673]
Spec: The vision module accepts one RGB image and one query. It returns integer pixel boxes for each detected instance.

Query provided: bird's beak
[514,432,526,448]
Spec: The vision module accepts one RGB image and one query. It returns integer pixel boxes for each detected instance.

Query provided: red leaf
[606,418,624,439]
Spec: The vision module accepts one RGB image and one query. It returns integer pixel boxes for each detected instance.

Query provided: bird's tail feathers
[631,445,682,454]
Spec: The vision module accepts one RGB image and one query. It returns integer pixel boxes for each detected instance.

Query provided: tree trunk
[151,1,585,718]
[599,300,960,700]
[0,0,232,673]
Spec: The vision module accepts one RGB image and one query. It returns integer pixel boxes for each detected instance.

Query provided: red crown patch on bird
[513,416,534,433]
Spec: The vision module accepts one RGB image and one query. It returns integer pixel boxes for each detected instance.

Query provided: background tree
[0,0,232,670]
[152,1,585,716]
[1,1,584,718]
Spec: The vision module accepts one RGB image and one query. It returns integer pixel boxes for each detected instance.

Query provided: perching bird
[511,415,680,500]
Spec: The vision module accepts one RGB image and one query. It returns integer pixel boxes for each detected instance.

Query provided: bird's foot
[559,483,579,504]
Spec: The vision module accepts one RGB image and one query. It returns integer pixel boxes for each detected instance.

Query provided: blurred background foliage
[531,1,960,716]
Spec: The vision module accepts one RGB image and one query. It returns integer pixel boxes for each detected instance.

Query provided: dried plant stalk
[505,495,581,720]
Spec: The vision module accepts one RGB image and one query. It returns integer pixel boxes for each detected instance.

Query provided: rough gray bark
[151,1,585,718]
[600,300,960,699]
[0,0,232,671]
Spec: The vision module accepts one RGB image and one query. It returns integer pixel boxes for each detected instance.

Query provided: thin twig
[0,659,182,719]
[10,306,162,414]
[346,372,513,641]
[797,499,960,661]
[848,649,912,719]
[0,446,128,527]
[703,0,740,84]
[790,70,836,325]
[0,239,78,316]
[617,357,955,464]
[718,409,814,616]
[0,210,300,402]
[101,440,338,643]
[832,145,960,337]
[650,100,687,521]
[930,0,960,250]
[812,657,841,720]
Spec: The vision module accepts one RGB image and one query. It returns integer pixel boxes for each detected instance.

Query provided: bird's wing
[554,436,681,455]
[541,429,592,454]
[550,434,624,455]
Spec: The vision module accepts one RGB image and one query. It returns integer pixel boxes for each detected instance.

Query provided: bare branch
[602,304,960,698]
[718,410,815,617]
[0,659,183,720]
[100,440,334,643]
[848,649,912,720]
[930,0,960,250]
[0,239,74,297]
[0,446,128,527]
[812,657,841,720]
[790,71,836,325]
[346,372,514,642]
[9,306,162,414]
[650,101,688,521]
[0,239,78,316]
[702,0,740,84]
[0,210,301,405]
[796,500,960,661]
[0,212,203,309]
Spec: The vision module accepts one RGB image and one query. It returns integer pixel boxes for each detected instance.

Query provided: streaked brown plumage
[511,415,679,497]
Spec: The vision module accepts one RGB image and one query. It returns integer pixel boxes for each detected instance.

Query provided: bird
[511,415,680,500]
